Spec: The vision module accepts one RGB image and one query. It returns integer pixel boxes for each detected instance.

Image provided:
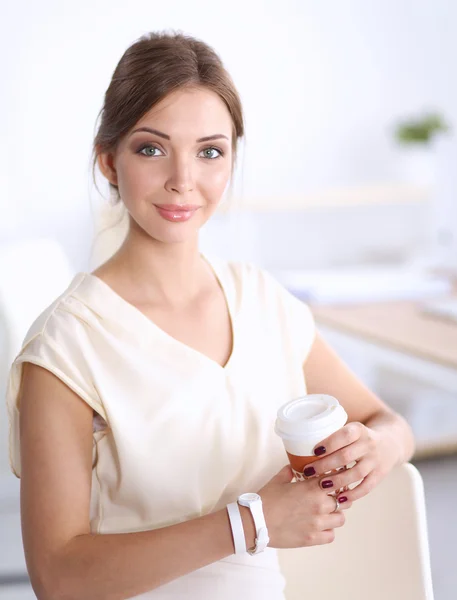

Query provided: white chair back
[277,463,434,600]
[0,237,74,368]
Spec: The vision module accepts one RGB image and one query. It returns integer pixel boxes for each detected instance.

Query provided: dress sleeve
[256,265,317,364]
[5,307,106,478]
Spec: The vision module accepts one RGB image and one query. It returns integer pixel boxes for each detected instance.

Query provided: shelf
[222,183,429,212]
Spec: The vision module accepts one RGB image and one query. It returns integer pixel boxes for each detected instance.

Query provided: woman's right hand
[257,464,352,549]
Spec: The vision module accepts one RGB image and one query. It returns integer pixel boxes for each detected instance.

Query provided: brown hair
[91,30,245,205]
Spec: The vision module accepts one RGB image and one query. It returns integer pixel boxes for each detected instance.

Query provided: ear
[96,145,119,187]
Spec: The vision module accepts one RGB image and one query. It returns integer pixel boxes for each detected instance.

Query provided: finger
[305,529,336,546]
[312,421,365,458]
[337,471,380,503]
[303,478,344,515]
[326,494,353,513]
[336,497,352,511]
[304,440,369,477]
[318,458,371,492]
[311,484,352,515]
[324,511,346,530]
[273,464,295,483]
[313,509,345,531]
[304,475,342,499]
[323,494,353,511]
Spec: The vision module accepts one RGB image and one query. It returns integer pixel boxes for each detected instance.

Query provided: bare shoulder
[19,362,95,590]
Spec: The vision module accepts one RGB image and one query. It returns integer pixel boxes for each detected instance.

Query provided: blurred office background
[1,1,456,598]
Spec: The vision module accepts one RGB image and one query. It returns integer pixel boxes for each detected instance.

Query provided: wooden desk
[311,298,457,371]
[310,295,457,459]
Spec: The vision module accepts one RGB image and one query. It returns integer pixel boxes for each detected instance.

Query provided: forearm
[364,408,416,465]
[44,505,256,600]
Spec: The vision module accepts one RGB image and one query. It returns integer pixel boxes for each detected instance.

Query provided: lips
[154,204,200,211]
[153,204,201,223]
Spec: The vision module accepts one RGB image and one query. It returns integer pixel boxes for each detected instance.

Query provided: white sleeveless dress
[5,254,316,599]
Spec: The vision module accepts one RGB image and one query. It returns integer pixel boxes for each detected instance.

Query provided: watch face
[240,493,260,503]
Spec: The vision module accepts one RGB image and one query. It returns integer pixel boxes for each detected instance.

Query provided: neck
[109,222,209,307]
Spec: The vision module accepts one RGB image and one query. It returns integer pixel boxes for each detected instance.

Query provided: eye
[137,144,164,157]
[198,147,223,160]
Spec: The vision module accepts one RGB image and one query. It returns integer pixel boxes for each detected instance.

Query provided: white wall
[1,0,457,252]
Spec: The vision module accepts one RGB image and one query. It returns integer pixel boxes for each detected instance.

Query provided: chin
[142,220,202,245]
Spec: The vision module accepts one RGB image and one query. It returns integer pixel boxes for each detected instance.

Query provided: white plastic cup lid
[275,394,347,441]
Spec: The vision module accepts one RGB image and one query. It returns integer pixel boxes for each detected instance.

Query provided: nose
[164,155,194,194]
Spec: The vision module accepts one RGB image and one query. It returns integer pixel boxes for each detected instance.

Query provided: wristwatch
[237,493,270,555]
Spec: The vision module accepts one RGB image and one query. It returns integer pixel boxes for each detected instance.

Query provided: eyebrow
[129,127,229,143]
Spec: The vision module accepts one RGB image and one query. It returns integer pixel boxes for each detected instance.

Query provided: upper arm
[18,361,94,593]
[303,330,392,424]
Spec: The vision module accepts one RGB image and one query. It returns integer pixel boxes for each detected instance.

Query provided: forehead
[134,87,233,139]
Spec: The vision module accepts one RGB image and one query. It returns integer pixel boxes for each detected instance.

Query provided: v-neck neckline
[79,253,235,373]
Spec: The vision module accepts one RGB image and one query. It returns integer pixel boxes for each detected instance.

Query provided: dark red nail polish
[314,446,326,456]
[303,466,316,477]
[322,480,333,489]
[338,496,348,503]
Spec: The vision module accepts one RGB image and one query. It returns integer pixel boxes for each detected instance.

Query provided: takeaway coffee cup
[275,394,348,482]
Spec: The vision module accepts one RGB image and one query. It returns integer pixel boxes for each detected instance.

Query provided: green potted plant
[393,111,450,186]
[395,112,449,145]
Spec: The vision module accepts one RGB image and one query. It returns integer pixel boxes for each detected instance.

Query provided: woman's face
[98,86,234,244]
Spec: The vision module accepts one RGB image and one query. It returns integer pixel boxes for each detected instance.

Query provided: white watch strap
[245,499,269,554]
[226,502,246,554]
[249,500,267,533]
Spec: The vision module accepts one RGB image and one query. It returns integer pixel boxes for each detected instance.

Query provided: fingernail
[321,480,333,489]
[338,496,348,503]
[303,466,316,477]
[314,446,326,456]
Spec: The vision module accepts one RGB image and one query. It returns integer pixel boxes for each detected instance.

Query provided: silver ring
[332,497,340,513]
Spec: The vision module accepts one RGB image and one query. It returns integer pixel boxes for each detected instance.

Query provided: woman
[6,31,415,599]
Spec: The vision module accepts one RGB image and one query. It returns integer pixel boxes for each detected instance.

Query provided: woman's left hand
[303,421,401,503]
